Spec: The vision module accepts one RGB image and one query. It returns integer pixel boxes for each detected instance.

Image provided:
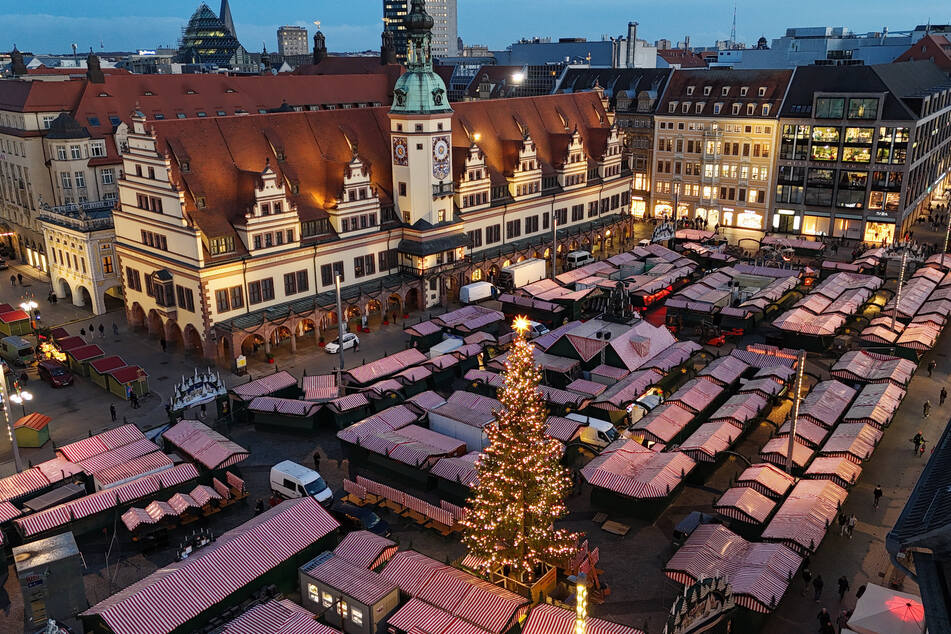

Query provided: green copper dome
[390,0,452,115]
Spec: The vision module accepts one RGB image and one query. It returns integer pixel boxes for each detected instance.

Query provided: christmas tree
[461,317,578,581]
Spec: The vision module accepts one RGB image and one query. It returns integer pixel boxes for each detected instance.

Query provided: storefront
[24,246,48,274]
[863,218,895,245]
[832,215,863,240]
[695,207,719,226]
[772,209,800,233]
[653,201,673,219]
[736,209,765,230]
[802,214,831,237]
[631,196,647,218]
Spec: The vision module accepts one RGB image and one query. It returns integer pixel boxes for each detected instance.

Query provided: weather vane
[313,20,321,30]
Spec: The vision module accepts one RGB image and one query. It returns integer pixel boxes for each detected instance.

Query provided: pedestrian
[98,324,105,338]
[923,400,931,418]
[941,387,947,406]
[8,274,14,287]
[847,514,857,539]
[89,323,94,335]
[109,403,116,422]
[160,337,167,353]
[80,328,86,337]
[199,402,207,419]
[918,438,927,457]
[839,575,849,603]
[313,451,321,472]
[253,499,265,515]
[838,512,848,536]
[928,360,937,377]
[16,273,22,286]
[873,484,883,509]
[817,607,832,629]
[813,574,824,602]
[801,567,813,596]
[913,431,924,453]
[836,610,850,632]
[130,391,139,409]
[112,322,119,337]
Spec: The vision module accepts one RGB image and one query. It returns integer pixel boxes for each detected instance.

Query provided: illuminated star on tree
[461,316,579,581]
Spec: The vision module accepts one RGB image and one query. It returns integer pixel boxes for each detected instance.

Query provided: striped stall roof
[545,416,583,443]
[213,477,232,499]
[15,505,71,537]
[590,364,630,381]
[110,474,161,502]
[343,349,428,386]
[387,598,454,634]
[419,566,485,613]
[760,437,814,470]
[78,437,161,474]
[665,524,802,613]
[156,463,201,488]
[333,530,398,570]
[452,581,528,633]
[631,403,696,445]
[33,457,84,483]
[380,550,446,596]
[565,378,607,397]
[231,371,298,400]
[82,498,339,634]
[761,479,848,555]
[739,378,786,399]
[302,374,337,402]
[168,493,200,515]
[679,421,742,462]
[405,389,447,413]
[698,356,751,386]
[730,348,797,369]
[819,423,883,464]
[753,365,796,382]
[735,463,796,499]
[121,507,155,532]
[248,397,322,418]
[190,485,222,507]
[304,553,397,605]
[463,369,504,388]
[163,420,250,470]
[94,451,173,487]
[58,423,145,462]
[777,418,829,449]
[145,501,177,522]
[221,599,341,634]
[805,456,863,489]
[405,320,442,337]
[0,500,22,524]
[522,603,643,634]
[365,425,466,468]
[463,331,496,346]
[326,392,370,413]
[842,382,905,429]
[395,365,434,385]
[443,618,493,634]
[714,487,777,525]
[830,351,916,387]
[367,379,405,397]
[337,405,419,445]
[430,451,480,488]
[708,392,768,428]
[67,489,119,520]
[642,341,702,372]
[0,467,51,503]
[667,378,725,414]
[581,440,696,499]
[590,368,664,412]
[452,343,484,360]
[796,380,857,428]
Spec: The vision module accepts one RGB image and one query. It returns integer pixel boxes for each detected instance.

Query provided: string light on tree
[461,315,579,581]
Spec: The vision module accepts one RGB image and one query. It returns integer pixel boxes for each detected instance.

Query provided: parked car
[37,360,73,387]
[0,259,8,270]
[324,333,359,354]
[269,460,333,506]
[331,501,392,537]
[526,320,550,338]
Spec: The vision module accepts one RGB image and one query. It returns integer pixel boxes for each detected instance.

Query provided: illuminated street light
[512,72,525,83]
[10,390,32,417]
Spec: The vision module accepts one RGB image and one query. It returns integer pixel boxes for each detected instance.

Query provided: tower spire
[219,0,236,38]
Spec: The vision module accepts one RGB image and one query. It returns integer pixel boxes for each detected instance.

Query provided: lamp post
[335,274,345,397]
[785,350,806,474]
[551,210,558,279]
[575,573,588,634]
[0,369,23,472]
[20,299,38,332]
[9,389,32,418]
[891,247,907,333]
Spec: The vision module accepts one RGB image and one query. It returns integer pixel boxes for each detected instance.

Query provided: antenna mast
[731,2,737,45]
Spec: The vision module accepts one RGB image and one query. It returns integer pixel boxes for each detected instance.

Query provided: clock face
[392,136,408,166]
[432,135,451,179]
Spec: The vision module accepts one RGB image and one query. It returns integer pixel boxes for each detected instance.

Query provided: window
[176,286,195,312]
[351,607,364,626]
[378,249,397,271]
[253,235,262,250]
[297,270,309,293]
[703,86,711,96]
[215,289,230,313]
[101,255,114,274]
[526,215,539,233]
[72,171,86,188]
[842,146,871,163]
[230,286,244,309]
[70,145,82,159]
[125,267,141,291]
[90,142,105,157]
[248,281,262,304]
[740,87,749,96]
[486,224,501,243]
[506,219,521,239]
[848,98,878,119]
[321,591,333,609]
[758,87,767,97]
[713,103,722,114]
[61,172,72,189]
[722,86,730,96]
[746,104,756,115]
[686,86,695,96]
[261,278,274,301]
[101,168,115,185]
[285,272,299,295]
[56,146,67,160]
[398,182,407,196]
[761,104,770,116]
[209,236,234,255]
[468,228,482,248]
[732,104,741,115]
[815,97,845,119]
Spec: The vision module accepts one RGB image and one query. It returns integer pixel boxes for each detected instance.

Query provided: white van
[270,460,333,506]
[459,281,497,304]
[526,320,550,338]
[566,250,594,270]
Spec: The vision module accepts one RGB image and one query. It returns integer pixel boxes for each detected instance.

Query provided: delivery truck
[498,258,547,291]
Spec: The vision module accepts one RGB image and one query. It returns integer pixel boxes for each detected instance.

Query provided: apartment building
[773,62,951,241]
[652,69,793,230]
[113,1,630,363]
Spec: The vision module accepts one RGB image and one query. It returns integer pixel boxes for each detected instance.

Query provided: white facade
[425,0,459,57]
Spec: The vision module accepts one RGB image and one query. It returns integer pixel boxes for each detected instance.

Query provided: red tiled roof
[657,49,708,68]
[659,68,793,117]
[14,413,51,431]
[0,79,85,113]
[89,355,125,374]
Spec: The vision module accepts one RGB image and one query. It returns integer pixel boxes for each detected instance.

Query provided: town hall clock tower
[389,0,454,228]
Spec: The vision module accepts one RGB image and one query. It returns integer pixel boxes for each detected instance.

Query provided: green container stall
[107,365,149,400]
[0,310,32,337]
[66,343,105,376]
[13,413,51,448]
[88,356,126,389]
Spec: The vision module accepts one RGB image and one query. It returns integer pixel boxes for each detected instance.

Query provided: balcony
[38,199,115,232]
[433,182,454,198]
[399,257,469,278]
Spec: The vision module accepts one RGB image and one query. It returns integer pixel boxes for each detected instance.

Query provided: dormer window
[196,196,206,209]
[762,104,770,116]
[740,87,749,96]
[722,87,730,96]
[226,88,236,93]
[180,160,190,173]
[668,102,677,113]
[758,87,767,96]
[686,86,695,96]
[682,102,690,113]
[273,201,282,213]
[747,103,756,115]
[695,103,704,114]
[732,104,741,115]
[261,202,270,215]
[703,86,712,96]
[186,89,196,95]
[144,91,153,96]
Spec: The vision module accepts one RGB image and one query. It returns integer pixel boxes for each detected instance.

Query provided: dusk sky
[4,0,951,54]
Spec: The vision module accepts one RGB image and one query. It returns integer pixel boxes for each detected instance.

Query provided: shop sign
[652,221,675,243]
[872,211,893,219]
[235,355,247,370]
[664,576,736,634]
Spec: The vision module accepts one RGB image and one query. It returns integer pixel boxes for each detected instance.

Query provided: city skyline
[4,0,951,55]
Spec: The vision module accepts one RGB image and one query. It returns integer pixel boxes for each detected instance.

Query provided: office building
[386,0,458,61]
[278,26,309,57]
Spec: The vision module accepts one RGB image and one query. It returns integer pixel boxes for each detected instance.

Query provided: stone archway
[240,333,267,359]
[217,335,232,364]
[129,302,146,330]
[165,320,184,352]
[183,324,203,357]
[147,310,164,337]
[386,294,402,322]
[58,278,72,302]
[102,284,124,312]
[365,299,383,327]
[404,288,419,313]
[76,285,93,309]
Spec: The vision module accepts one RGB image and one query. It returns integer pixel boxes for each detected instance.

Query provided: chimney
[684,35,690,49]
[626,21,638,68]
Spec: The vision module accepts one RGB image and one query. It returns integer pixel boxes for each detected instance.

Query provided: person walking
[313,451,321,472]
[109,403,116,422]
[160,337,167,353]
[847,514,857,539]
[8,274,14,287]
[89,322,95,335]
[836,610,850,632]
[837,576,850,600]
[873,484,883,509]
[112,322,119,337]
[80,328,86,337]
[98,324,105,338]
[130,391,139,409]
[941,387,947,406]
[928,359,937,377]
[838,512,848,536]
[817,607,832,629]
[16,273,22,286]
[923,400,931,418]
[913,431,924,453]
[801,567,813,596]
[199,403,207,419]
[813,574,824,602]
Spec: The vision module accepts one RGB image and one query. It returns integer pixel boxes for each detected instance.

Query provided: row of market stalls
[50,328,149,399]
[0,420,249,546]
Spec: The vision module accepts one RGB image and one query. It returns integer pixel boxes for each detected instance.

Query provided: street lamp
[10,390,32,417]
[20,300,38,331]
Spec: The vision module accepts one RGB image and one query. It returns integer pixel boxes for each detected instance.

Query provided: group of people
[80,322,118,339]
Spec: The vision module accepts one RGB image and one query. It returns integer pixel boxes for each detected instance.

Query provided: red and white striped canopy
[333,530,397,570]
[522,603,643,634]
[221,598,341,634]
